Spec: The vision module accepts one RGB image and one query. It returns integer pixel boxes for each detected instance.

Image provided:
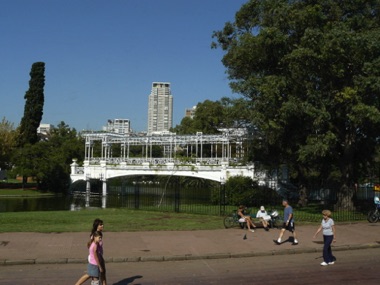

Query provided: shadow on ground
[113,275,143,285]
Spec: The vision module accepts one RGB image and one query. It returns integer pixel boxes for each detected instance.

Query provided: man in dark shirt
[274,200,299,245]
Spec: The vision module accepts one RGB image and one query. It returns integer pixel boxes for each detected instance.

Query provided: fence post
[134,179,140,209]
[174,177,180,213]
[219,181,226,216]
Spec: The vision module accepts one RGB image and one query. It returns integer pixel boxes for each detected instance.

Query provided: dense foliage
[212,0,380,208]
[172,97,252,135]
[211,176,280,207]
[11,122,84,192]
[0,118,17,170]
[17,62,45,146]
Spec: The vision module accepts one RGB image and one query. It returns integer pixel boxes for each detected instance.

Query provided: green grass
[0,206,366,233]
[0,179,21,183]
[0,187,367,232]
[233,205,367,223]
[0,208,225,233]
[0,189,55,196]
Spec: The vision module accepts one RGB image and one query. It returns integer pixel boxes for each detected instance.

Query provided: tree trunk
[334,184,355,211]
[22,175,27,190]
[297,185,308,207]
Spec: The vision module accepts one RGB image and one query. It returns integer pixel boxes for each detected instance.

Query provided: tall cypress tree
[17,62,45,146]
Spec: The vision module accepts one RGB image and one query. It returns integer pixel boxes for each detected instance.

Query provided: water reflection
[0,185,216,212]
[0,194,110,212]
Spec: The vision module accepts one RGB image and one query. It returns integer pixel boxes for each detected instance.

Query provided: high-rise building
[147,82,173,134]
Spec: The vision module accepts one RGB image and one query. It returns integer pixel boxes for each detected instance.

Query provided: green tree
[218,176,279,208]
[17,62,45,146]
[172,100,224,134]
[172,98,252,135]
[48,121,84,166]
[11,143,44,185]
[171,116,196,134]
[0,117,17,170]
[219,97,252,129]
[39,122,84,192]
[192,100,225,134]
[212,0,380,209]
[11,122,84,192]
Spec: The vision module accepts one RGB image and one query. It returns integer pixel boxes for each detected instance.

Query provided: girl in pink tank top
[86,231,103,285]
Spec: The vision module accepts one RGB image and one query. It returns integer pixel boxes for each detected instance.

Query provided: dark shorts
[282,222,295,232]
[87,263,100,278]
[100,258,106,274]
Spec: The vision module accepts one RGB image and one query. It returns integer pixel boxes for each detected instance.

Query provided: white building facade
[37,123,53,135]
[103,119,130,134]
[185,106,196,119]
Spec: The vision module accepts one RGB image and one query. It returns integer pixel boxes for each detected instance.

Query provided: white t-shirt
[256,210,271,221]
[321,218,335,236]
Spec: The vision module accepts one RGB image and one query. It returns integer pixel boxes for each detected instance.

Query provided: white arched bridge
[70,130,263,196]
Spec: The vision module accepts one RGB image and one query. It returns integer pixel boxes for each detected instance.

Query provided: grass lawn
[0,206,364,233]
[0,188,366,232]
[0,208,225,233]
[0,189,54,196]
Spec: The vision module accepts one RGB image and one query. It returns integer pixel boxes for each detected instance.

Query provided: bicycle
[266,210,281,229]
[223,211,246,229]
[367,196,380,223]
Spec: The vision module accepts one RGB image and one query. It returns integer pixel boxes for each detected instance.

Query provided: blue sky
[1,0,247,132]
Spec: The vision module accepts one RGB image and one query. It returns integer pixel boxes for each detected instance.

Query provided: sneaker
[250,229,255,232]
[273,239,281,245]
[328,262,335,265]
[320,262,328,266]
[292,242,298,245]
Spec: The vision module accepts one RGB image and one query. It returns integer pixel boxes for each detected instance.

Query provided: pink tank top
[88,242,98,265]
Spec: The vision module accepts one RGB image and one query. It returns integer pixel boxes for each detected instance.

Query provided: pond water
[0,195,129,212]
[0,183,218,212]
[0,187,215,212]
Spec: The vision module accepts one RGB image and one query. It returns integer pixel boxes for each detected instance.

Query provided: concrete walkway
[0,222,379,265]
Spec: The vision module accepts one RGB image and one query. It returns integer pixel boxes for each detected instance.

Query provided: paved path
[0,222,379,265]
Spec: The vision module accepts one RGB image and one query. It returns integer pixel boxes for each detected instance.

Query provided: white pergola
[82,129,247,164]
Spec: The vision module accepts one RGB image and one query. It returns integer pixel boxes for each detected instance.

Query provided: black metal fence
[71,178,378,222]
[105,182,377,222]
[106,181,220,215]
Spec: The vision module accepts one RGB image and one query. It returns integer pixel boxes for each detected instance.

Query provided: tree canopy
[11,122,84,192]
[172,97,252,135]
[0,117,17,170]
[17,62,45,146]
[212,0,380,203]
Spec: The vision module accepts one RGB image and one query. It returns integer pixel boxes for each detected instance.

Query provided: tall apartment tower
[147,82,173,134]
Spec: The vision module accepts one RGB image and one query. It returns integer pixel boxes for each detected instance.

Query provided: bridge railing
[83,157,244,166]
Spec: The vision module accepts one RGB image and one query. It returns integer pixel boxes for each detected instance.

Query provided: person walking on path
[75,231,103,285]
[274,200,298,245]
[313,209,336,266]
[75,218,107,285]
